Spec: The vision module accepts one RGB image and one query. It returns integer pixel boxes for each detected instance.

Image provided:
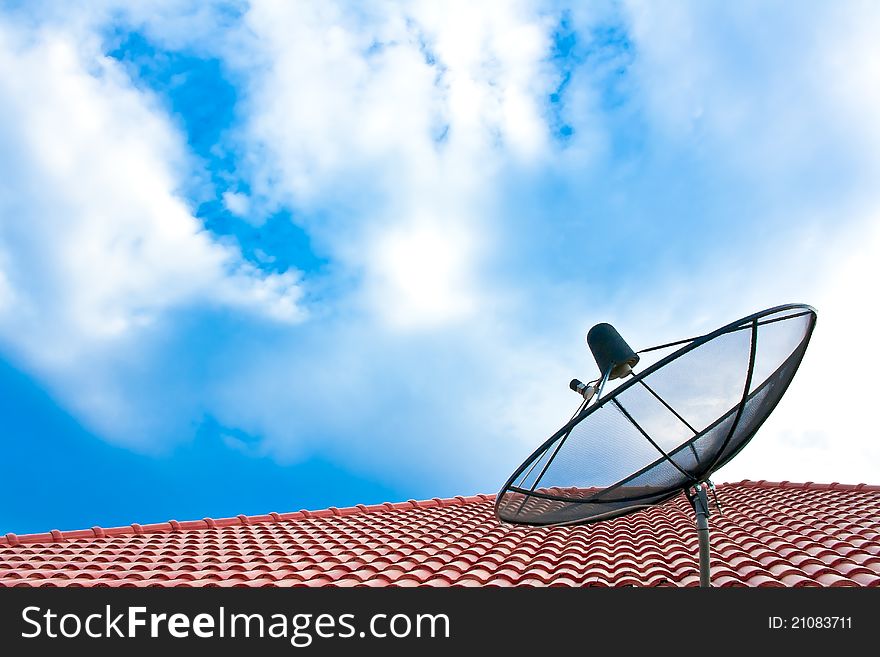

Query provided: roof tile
[1,481,878,587]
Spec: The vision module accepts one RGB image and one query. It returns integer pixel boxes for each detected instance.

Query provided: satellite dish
[495,303,817,587]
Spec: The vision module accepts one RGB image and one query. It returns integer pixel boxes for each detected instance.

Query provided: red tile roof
[2,480,879,587]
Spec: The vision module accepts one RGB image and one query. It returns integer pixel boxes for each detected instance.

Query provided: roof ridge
[724,480,880,492]
[2,494,496,547]
[4,480,877,547]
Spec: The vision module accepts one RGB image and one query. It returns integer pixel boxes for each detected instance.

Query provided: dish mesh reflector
[496,305,816,526]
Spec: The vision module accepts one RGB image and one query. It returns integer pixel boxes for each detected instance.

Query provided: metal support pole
[689,485,711,588]
[592,364,613,407]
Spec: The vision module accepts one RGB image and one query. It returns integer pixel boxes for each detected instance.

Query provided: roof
[2,480,879,587]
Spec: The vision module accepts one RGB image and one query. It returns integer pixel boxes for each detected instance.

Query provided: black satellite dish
[495,303,817,587]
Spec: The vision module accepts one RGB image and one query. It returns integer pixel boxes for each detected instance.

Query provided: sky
[1,1,878,535]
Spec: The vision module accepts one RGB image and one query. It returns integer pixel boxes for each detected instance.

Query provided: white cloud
[621,0,880,185]
[715,210,880,485]
[602,205,880,487]
[0,260,13,312]
[222,190,250,217]
[0,20,303,445]
[1,0,879,497]
[233,0,560,328]
[0,2,574,478]
[589,1,880,485]
[367,219,479,329]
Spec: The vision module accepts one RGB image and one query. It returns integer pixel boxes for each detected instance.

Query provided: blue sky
[1,2,879,534]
